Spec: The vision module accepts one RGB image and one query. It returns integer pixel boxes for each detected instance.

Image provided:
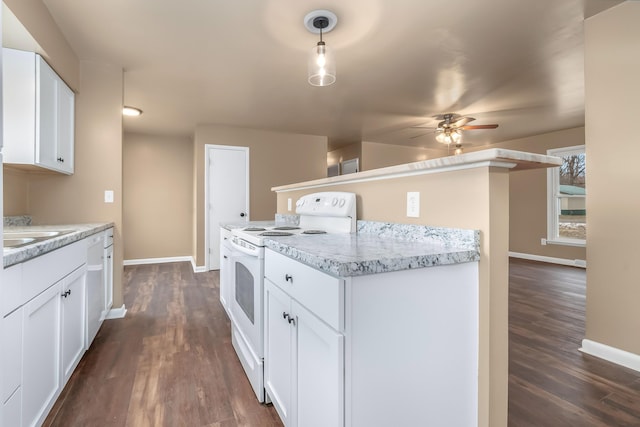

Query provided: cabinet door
[103,244,114,316]
[56,82,75,174]
[294,301,344,427]
[61,267,87,384]
[35,56,59,171]
[219,243,231,314]
[22,282,62,427]
[264,280,294,426]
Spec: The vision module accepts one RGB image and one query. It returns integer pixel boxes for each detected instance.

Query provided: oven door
[229,251,264,358]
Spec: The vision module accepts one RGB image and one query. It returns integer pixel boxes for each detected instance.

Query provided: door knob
[240,212,246,217]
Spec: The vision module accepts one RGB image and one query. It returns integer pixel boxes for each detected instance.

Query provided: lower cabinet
[22,282,62,427]
[1,238,90,427]
[264,279,344,427]
[265,248,480,427]
[61,267,87,383]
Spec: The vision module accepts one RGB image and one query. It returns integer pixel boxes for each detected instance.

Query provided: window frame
[546,145,586,247]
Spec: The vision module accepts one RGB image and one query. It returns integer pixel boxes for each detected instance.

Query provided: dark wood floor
[44,259,640,426]
[44,262,282,427]
[508,258,640,426]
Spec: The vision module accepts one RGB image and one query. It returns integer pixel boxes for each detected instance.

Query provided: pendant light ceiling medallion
[304,10,337,87]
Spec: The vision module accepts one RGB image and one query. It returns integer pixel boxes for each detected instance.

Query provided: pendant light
[304,10,337,87]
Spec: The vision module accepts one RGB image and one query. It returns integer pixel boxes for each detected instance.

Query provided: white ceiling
[39,0,622,150]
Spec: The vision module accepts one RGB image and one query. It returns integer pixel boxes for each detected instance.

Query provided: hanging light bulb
[454,144,464,155]
[305,11,337,87]
[435,128,461,144]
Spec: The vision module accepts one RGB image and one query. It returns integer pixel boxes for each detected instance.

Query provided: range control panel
[296,191,356,217]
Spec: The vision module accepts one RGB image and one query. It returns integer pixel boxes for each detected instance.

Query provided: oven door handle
[229,238,260,257]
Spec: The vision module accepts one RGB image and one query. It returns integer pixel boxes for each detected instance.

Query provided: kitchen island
[262,221,480,427]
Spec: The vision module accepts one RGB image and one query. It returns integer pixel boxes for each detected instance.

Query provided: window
[547,145,586,246]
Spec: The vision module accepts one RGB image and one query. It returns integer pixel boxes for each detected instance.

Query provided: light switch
[288,198,292,211]
[407,192,420,218]
[104,190,114,203]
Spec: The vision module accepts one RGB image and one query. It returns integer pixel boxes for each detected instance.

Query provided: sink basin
[4,230,64,239]
[4,237,36,248]
[3,230,75,250]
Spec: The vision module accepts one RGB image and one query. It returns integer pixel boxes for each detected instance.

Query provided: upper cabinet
[2,48,75,175]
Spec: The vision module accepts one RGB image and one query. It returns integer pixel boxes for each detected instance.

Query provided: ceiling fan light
[435,128,461,144]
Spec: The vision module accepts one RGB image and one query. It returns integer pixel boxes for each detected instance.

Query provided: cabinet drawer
[265,249,343,330]
[22,239,86,304]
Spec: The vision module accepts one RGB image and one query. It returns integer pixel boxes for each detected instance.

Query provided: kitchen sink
[4,237,37,248]
[4,230,65,239]
[3,230,75,250]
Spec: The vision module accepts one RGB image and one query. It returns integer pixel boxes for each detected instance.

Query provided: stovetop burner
[302,230,327,234]
[244,227,267,232]
[260,231,294,237]
[272,226,301,231]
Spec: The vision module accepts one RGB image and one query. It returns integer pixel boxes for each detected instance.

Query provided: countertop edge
[4,223,114,268]
[271,148,561,193]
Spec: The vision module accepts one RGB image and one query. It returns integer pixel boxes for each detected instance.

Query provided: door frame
[204,144,250,270]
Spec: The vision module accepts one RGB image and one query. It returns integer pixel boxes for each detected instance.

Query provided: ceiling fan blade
[409,125,437,129]
[460,124,499,130]
[451,116,475,127]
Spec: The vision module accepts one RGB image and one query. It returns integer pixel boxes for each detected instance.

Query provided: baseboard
[105,304,127,319]
[509,251,586,268]
[191,258,208,273]
[124,256,193,266]
[580,339,640,373]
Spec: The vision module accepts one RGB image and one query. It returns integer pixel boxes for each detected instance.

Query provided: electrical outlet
[288,198,292,211]
[407,192,420,218]
[104,190,114,203]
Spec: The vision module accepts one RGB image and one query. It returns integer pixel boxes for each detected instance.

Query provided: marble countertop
[3,223,114,268]
[264,221,480,277]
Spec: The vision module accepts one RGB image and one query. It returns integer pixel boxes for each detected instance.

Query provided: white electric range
[226,191,356,402]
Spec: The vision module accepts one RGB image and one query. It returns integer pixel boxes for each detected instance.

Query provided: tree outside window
[548,146,586,244]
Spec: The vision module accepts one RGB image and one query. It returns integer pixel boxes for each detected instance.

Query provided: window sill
[545,239,586,248]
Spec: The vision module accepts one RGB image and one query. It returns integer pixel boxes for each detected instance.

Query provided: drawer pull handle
[285,274,293,283]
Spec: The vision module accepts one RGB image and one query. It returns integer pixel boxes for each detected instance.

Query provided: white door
[206,145,249,270]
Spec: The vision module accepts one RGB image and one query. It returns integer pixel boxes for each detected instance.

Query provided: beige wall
[585,3,640,355]
[3,167,29,215]
[469,127,587,262]
[4,0,79,90]
[193,124,327,266]
[275,166,511,427]
[361,141,445,170]
[123,133,193,260]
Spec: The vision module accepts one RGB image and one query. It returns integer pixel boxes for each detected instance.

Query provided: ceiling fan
[411,113,499,149]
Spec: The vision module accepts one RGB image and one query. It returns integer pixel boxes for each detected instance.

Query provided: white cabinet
[2,48,75,174]
[264,281,294,426]
[1,263,24,427]
[60,267,87,383]
[22,282,62,427]
[219,228,232,316]
[265,248,479,427]
[0,239,88,427]
[103,228,114,317]
[264,251,344,427]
